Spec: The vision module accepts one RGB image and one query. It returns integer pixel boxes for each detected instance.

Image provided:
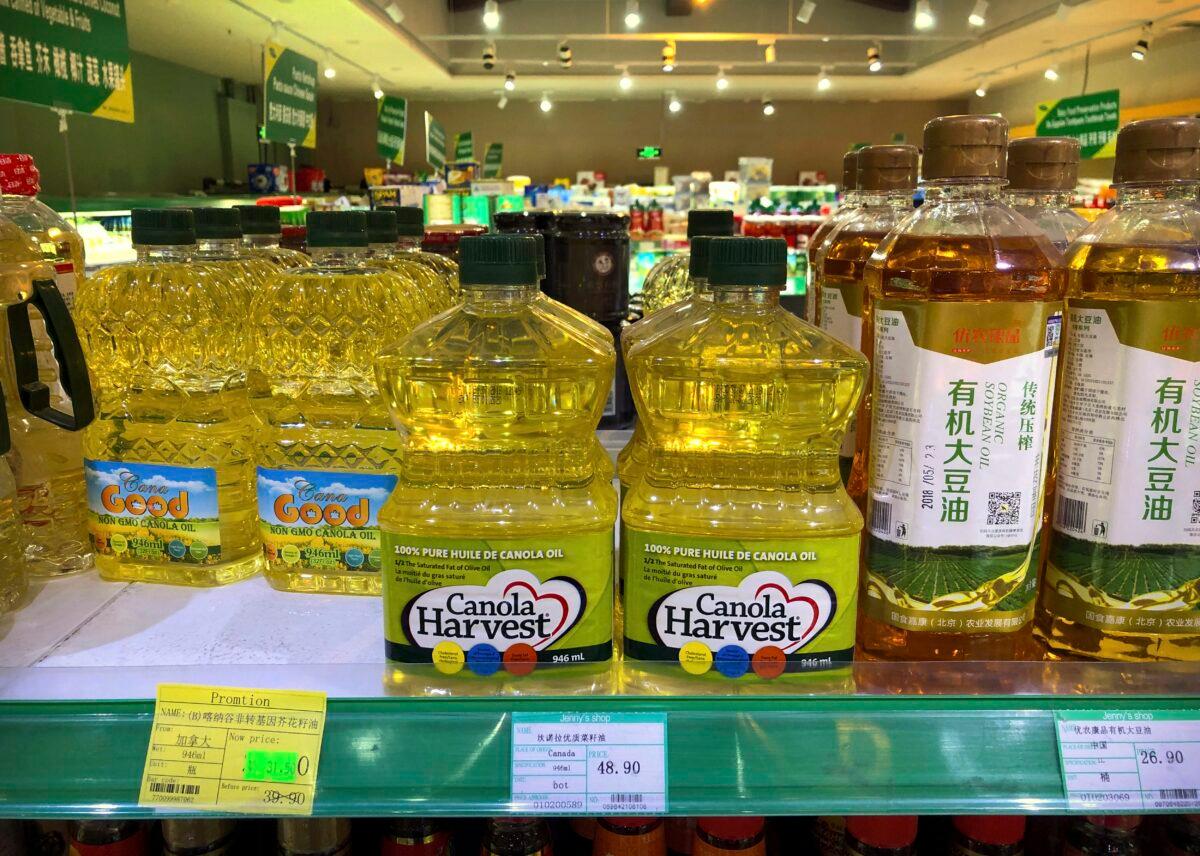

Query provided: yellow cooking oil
[235,204,311,269]
[383,205,461,311]
[190,206,279,303]
[75,208,262,585]
[805,150,862,326]
[640,210,734,315]
[622,237,867,693]
[365,209,442,323]
[250,211,410,595]
[377,234,617,694]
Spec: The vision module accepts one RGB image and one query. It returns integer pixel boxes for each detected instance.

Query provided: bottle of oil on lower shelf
[592,818,665,856]
[691,819,764,856]
[811,817,845,856]
[951,817,1026,856]
[277,820,352,856]
[1005,137,1089,253]
[1164,815,1200,856]
[1036,117,1200,662]
[1061,817,1142,856]
[566,820,598,856]
[382,820,451,856]
[162,820,237,856]
[480,820,553,856]
[844,817,917,856]
[666,820,696,856]
[67,821,148,856]
[806,150,862,326]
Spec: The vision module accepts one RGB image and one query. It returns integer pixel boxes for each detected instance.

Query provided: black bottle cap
[686,209,735,238]
[131,208,194,245]
[306,210,368,248]
[460,234,539,285]
[689,235,715,278]
[367,208,399,244]
[191,207,242,240]
[706,237,787,287]
[382,205,426,237]
[235,204,281,235]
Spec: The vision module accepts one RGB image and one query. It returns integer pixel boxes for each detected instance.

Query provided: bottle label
[820,280,866,478]
[381,832,451,856]
[54,260,78,311]
[864,299,1061,633]
[257,467,397,574]
[1046,299,1200,634]
[85,460,222,564]
[622,529,859,677]
[382,531,614,674]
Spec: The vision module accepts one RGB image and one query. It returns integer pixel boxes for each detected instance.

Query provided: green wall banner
[425,111,447,172]
[376,96,407,163]
[1036,89,1119,159]
[453,130,474,161]
[0,0,134,122]
[263,41,317,148]
[482,142,504,178]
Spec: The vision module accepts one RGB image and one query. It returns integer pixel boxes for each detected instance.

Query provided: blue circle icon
[467,643,502,676]
[167,539,187,560]
[714,645,750,679]
[344,547,365,568]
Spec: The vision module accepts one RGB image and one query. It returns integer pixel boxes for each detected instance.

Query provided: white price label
[1056,711,1200,811]
[511,712,667,814]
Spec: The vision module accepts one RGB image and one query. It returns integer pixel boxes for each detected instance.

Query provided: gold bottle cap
[856,144,919,191]
[922,114,1008,180]
[1113,116,1200,184]
[1007,136,1080,191]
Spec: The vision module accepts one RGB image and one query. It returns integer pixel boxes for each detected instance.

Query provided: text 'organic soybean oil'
[1037,117,1200,661]
[622,237,867,691]
[805,150,862,326]
[378,235,617,694]
[858,114,1065,661]
[77,209,262,585]
[251,210,411,595]
[1005,137,1089,253]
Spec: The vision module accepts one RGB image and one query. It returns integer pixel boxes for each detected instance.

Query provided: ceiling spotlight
[968,0,987,27]
[796,0,817,24]
[662,40,676,72]
[384,2,404,24]
[624,0,641,29]
[817,67,832,91]
[914,0,935,30]
[322,52,336,79]
[482,0,500,29]
[867,45,882,72]
[667,93,682,113]
[558,41,573,69]
[715,69,729,91]
[1132,23,1151,60]
[619,67,633,90]
[539,93,553,112]
[974,79,988,97]
[483,42,497,70]
[497,94,508,109]
[504,71,516,91]
[372,78,384,99]
[1044,63,1059,81]
[763,40,777,64]
[762,98,775,117]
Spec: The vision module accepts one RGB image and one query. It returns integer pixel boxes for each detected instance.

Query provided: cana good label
[257,467,397,574]
[863,299,1060,633]
[820,278,866,480]
[1046,299,1200,634]
[85,459,221,564]
[622,529,859,677]
[382,531,613,675]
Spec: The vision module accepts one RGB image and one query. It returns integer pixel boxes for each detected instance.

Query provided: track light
[624,0,641,29]
[619,68,633,90]
[323,54,336,79]
[968,0,987,27]
[817,67,832,91]
[483,42,497,70]
[974,79,988,97]
[763,41,777,63]
[372,78,384,99]
[867,45,882,72]
[715,69,729,91]
[539,93,553,112]
[384,2,405,24]
[504,71,516,91]
[482,0,500,29]
[796,1,817,24]
[914,0,935,30]
[497,94,508,109]
[1044,63,1059,81]
[662,40,676,72]
[1132,24,1151,60]
[667,93,682,113]
[558,41,573,69]
[762,98,775,117]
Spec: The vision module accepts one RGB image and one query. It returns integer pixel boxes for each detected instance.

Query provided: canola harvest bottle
[814,144,919,488]
[377,235,617,692]
[76,208,262,585]
[250,210,410,595]
[640,209,735,315]
[383,204,461,310]
[806,150,862,325]
[622,237,867,689]
[235,203,311,268]
[1005,137,1090,252]
[857,115,1065,661]
[1037,117,1200,661]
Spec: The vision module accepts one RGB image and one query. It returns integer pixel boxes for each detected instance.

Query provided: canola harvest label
[864,299,1061,633]
[382,531,613,676]
[85,459,221,564]
[819,278,865,481]
[257,467,397,574]
[1046,299,1200,634]
[622,529,859,677]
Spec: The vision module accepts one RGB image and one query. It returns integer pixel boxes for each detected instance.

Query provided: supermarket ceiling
[128,0,1200,101]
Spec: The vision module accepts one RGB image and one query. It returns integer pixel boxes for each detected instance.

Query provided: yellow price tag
[138,683,327,815]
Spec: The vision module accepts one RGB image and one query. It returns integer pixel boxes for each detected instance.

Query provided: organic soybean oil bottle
[251,210,408,595]
[814,144,919,488]
[235,204,311,269]
[622,237,867,690]
[951,817,1026,856]
[162,820,238,856]
[592,818,666,856]
[1037,116,1200,661]
[384,204,461,310]
[858,114,1065,661]
[806,150,862,325]
[640,209,734,315]
[277,819,351,856]
[1005,137,1090,252]
[1060,817,1142,856]
[76,208,262,585]
[844,818,917,856]
[377,234,617,693]
[366,207,439,322]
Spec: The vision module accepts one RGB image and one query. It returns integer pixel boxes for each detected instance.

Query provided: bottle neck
[1117,181,1200,203]
[396,236,423,250]
[310,245,368,264]
[369,242,396,258]
[1007,189,1074,208]
[464,282,539,306]
[858,189,915,209]
[135,243,193,262]
[924,178,1004,201]
[195,237,242,256]
[711,285,779,307]
[243,233,282,248]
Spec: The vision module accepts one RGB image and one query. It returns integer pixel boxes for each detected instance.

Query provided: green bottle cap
[689,235,714,278]
[131,208,195,246]
[384,205,426,237]
[706,237,787,287]
[366,209,399,244]
[191,207,242,240]
[686,209,735,238]
[306,210,369,248]
[235,204,281,235]
[459,234,539,285]
[532,232,546,279]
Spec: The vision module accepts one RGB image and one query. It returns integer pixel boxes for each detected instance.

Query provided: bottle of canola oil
[250,210,409,595]
[76,208,262,585]
[377,234,617,692]
[190,206,278,291]
[1037,117,1200,661]
[640,209,734,315]
[815,144,919,489]
[858,115,1065,661]
[366,208,440,322]
[1005,137,1089,252]
[384,204,461,310]
[235,204,311,269]
[622,237,867,689]
[806,150,863,326]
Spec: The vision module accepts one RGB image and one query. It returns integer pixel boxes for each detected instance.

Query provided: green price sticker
[244,749,301,783]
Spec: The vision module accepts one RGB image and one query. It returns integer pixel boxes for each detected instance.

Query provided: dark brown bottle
[844,816,917,856]
[1061,816,1142,856]
[382,820,451,856]
[162,820,238,855]
[691,819,764,856]
[480,820,552,856]
[66,822,148,856]
[592,818,664,856]
[1165,815,1200,855]
[276,820,351,856]
[952,816,1025,855]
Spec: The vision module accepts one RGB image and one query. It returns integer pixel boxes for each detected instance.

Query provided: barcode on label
[1159,789,1199,800]
[148,781,200,795]
[1192,491,1200,525]
[1056,495,1087,533]
[610,793,644,804]
[870,500,892,535]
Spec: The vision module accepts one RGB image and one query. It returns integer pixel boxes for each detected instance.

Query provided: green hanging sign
[1036,89,1119,159]
[454,130,475,161]
[425,111,447,172]
[0,0,134,122]
[263,41,318,148]
[482,142,504,178]
[376,96,407,163]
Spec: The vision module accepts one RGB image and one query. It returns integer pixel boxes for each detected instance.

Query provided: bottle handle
[6,277,95,431]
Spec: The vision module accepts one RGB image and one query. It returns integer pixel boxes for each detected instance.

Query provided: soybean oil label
[382,531,613,676]
[85,459,222,564]
[257,467,397,574]
[1046,299,1200,634]
[623,530,859,677]
[864,299,1061,633]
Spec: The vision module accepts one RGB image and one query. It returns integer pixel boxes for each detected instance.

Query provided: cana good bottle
[382,819,451,856]
[951,816,1026,856]
[1005,137,1090,252]
[623,237,866,689]
[691,819,764,856]
[844,817,917,856]
[377,235,616,691]
[480,820,552,856]
[858,114,1064,660]
[806,150,862,325]
[162,820,238,856]
[592,819,665,856]
[67,821,147,856]
[235,204,311,269]
[1060,816,1142,856]
[1037,117,1200,661]
[640,209,735,315]
[76,208,262,585]
[277,820,352,856]
[813,144,919,488]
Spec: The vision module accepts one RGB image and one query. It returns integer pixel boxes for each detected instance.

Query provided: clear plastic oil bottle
[857,115,1065,661]
[191,206,279,292]
[814,144,918,489]
[377,234,616,693]
[1006,136,1090,252]
[277,819,351,856]
[251,210,409,595]
[622,237,867,690]
[1036,117,1200,661]
[806,150,862,326]
[76,208,263,585]
[366,208,439,322]
[384,204,461,310]
[235,204,311,269]
[640,209,734,315]
[161,819,237,856]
